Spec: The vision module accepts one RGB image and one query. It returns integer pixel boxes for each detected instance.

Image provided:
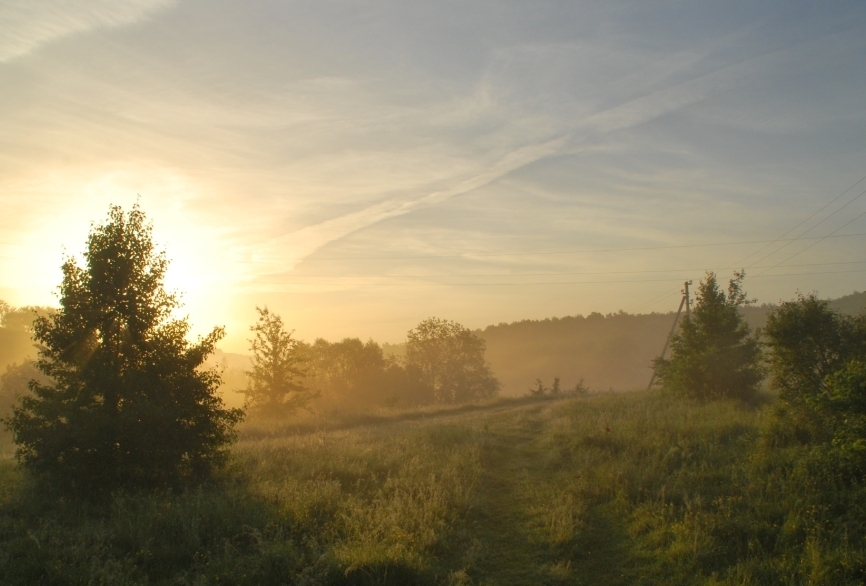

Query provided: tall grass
[1,392,865,584]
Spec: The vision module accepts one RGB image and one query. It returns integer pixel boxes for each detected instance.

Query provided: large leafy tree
[652,271,764,401]
[405,317,500,404]
[4,204,243,493]
[241,307,317,417]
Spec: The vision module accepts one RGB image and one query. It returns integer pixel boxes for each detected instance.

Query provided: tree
[652,271,764,401]
[761,293,866,447]
[304,338,385,399]
[241,307,317,416]
[0,302,54,368]
[763,293,863,403]
[0,360,43,417]
[3,204,243,493]
[302,337,432,408]
[405,317,500,404]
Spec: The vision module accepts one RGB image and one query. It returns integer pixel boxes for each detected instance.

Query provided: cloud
[265,135,571,270]
[582,56,763,135]
[0,0,176,62]
[256,48,777,271]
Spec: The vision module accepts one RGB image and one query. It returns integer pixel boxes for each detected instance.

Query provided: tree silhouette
[241,307,317,416]
[4,204,243,493]
[405,317,500,404]
[652,271,764,401]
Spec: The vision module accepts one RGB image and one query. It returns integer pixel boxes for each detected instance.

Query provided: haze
[2,0,865,353]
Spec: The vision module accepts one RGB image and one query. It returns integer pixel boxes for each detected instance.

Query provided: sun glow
[0,165,248,338]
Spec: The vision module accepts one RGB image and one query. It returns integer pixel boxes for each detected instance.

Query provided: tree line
[236,309,499,417]
[2,203,865,496]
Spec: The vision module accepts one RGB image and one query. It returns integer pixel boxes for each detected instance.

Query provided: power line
[630,172,866,315]
[258,267,866,288]
[726,172,866,269]
[628,288,683,313]
[263,260,866,281]
[755,207,866,276]
[288,232,866,262]
[744,186,866,269]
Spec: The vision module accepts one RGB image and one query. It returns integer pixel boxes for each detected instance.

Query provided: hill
[479,290,866,395]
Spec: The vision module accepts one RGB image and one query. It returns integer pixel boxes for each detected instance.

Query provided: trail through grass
[3,392,866,584]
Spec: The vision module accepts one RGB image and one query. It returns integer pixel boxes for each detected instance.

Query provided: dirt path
[238,394,571,440]
[467,405,556,585]
[463,402,642,586]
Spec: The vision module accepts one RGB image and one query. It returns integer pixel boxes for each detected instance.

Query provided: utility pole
[646,280,693,391]
[684,280,691,318]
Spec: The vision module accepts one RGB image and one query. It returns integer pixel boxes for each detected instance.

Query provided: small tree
[241,307,316,417]
[4,204,243,493]
[652,271,764,401]
[405,317,500,404]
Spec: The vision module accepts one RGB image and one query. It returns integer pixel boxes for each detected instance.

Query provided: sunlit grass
[1,391,865,584]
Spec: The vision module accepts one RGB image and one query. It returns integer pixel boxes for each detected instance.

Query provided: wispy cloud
[266,49,773,269]
[264,136,571,270]
[0,0,176,62]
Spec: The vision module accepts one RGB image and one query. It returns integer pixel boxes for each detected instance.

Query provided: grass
[1,391,865,584]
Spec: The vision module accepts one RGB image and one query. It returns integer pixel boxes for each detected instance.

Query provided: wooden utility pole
[646,281,692,391]
[684,280,691,318]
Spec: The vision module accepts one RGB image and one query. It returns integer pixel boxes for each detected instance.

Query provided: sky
[1,0,865,352]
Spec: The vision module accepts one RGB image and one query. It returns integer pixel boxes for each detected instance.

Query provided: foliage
[0,361,43,417]
[0,302,55,369]
[529,376,567,396]
[653,271,765,401]
[405,317,500,404]
[241,306,317,417]
[0,400,484,585]
[302,337,431,408]
[763,294,866,481]
[764,292,864,403]
[3,204,243,494]
[805,360,866,480]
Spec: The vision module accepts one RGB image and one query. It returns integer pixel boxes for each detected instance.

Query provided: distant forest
[430,290,866,396]
[2,291,865,408]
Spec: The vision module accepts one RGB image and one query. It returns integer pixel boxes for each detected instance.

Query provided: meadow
[1,391,864,585]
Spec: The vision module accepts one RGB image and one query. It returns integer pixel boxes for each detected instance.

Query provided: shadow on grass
[572,504,650,586]
[0,457,458,586]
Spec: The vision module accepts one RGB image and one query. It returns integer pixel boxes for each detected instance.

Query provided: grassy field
[1,391,865,585]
